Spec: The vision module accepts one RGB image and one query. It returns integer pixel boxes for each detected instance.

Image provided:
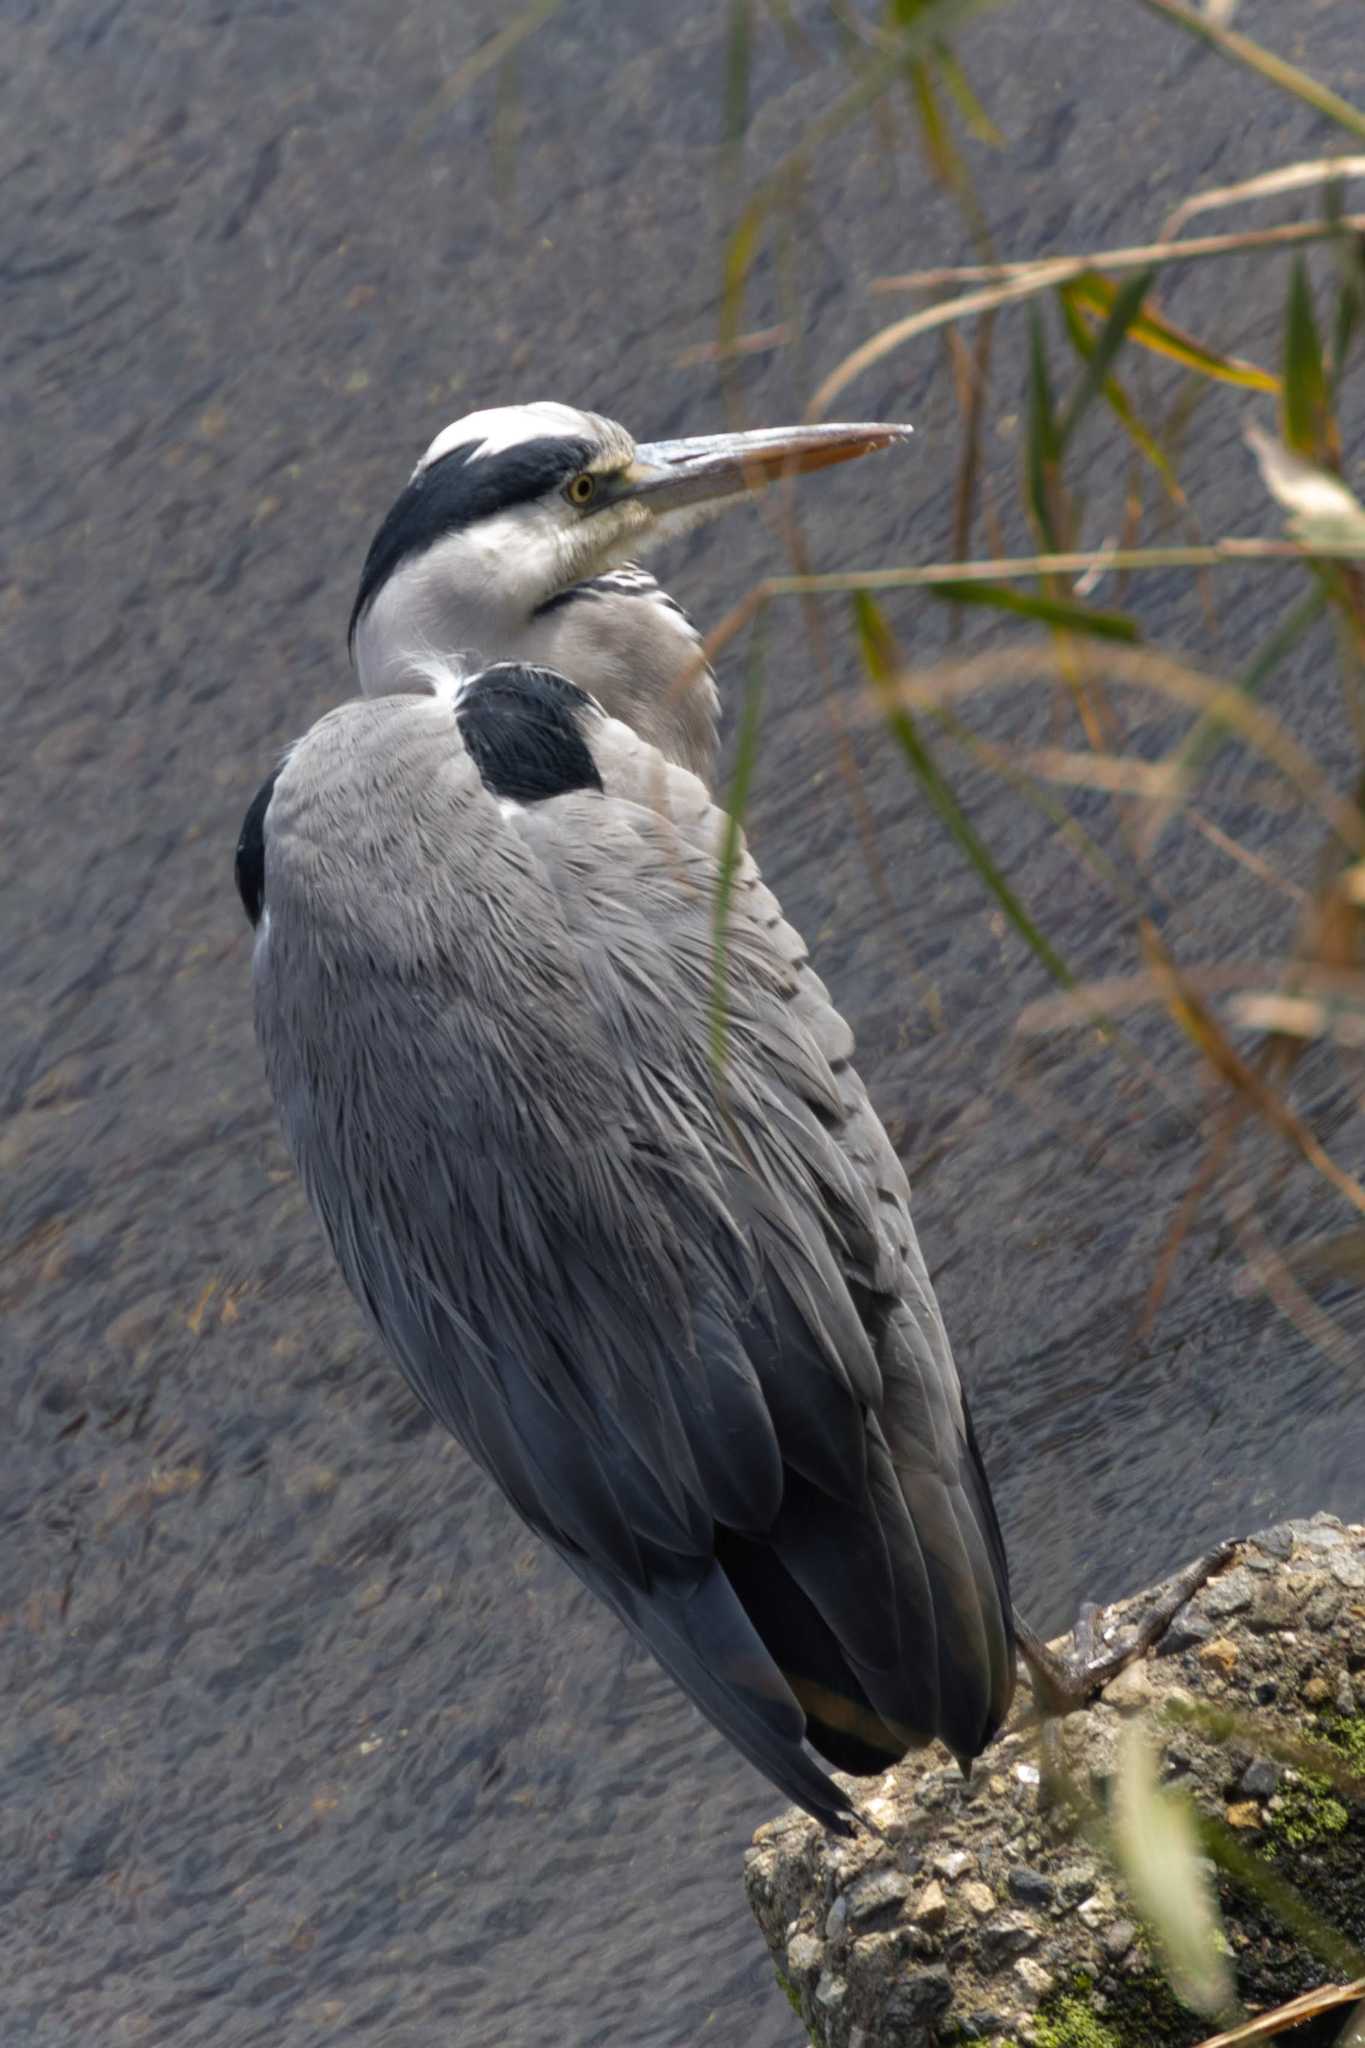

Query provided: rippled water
[6,3,1365,2042]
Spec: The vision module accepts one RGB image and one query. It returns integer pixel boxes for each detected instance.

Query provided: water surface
[5,4,1365,2042]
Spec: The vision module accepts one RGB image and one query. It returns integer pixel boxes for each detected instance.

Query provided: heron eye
[565,472,597,507]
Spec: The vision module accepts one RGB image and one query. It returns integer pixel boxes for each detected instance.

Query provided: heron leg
[1013,1539,1238,1718]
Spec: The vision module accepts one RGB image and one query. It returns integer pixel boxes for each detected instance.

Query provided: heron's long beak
[618,420,913,518]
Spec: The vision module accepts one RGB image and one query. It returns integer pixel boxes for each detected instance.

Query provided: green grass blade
[854,593,1074,987]
[1057,288,1186,501]
[933,44,1004,145]
[1135,0,1365,147]
[1056,266,1156,449]
[1332,266,1362,397]
[723,0,752,168]
[1328,181,1365,394]
[721,199,765,350]
[928,578,1140,641]
[1283,254,1330,458]
[1069,270,1279,391]
[907,56,958,190]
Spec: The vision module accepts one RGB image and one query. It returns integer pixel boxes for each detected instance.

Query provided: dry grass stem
[1018,747,1187,799]
[860,644,1365,852]
[1192,1979,1365,2048]
[1161,156,1365,241]
[868,214,1365,298]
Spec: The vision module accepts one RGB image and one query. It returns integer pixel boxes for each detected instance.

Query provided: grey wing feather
[513,720,1015,1761]
[256,695,1012,1825]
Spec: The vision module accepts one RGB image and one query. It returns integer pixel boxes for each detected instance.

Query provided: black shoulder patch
[456,666,603,805]
[348,434,598,647]
[235,768,279,927]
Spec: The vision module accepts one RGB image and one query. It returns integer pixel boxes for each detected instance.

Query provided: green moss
[1033,1995,1124,2048]
[1262,1711,1364,1849]
[772,1967,802,2019]
[1032,1966,1202,2048]
[1272,1772,1350,1849]
[1321,1713,1365,1778]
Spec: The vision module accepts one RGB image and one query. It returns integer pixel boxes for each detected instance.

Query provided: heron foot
[1013,1539,1239,1719]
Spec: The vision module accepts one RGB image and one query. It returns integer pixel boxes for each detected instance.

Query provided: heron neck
[516,579,720,785]
[353,571,720,787]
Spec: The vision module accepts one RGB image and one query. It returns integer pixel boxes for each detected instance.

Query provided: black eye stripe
[348,435,598,647]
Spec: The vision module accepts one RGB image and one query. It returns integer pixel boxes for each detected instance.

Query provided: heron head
[349,400,911,779]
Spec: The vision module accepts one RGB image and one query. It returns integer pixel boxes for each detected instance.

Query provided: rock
[882,1964,953,2026]
[1239,1758,1281,1799]
[745,1521,1365,2048]
[1008,1866,1054,1907]
[978,1913,1040,1968]
[1013,1956,1055,2003]
[912,1879,948,1928]
[1305,1585,1343,1629]
[1201,1565,1256,1618]
[961,2013,1009,2041]
[858,1795,911,1842]
[1248,1584,1299,1633]
[1102,1661,1154,1709]
[1156,1609,1214,1654]
[1103,1919,1135,1958]
[846,1932,902,2004]
[786,1931,822,1976]
[1053,1863,1098,1908]
[1225,1800,1262,1829]
[1249,1523,1295,1560]
[815,1969,846,2011]
[847,1870,912,1928]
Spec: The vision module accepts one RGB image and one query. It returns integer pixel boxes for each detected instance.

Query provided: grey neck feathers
[353,566,720,786]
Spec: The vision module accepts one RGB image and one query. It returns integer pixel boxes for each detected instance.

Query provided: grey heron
[236,403,1205,1832]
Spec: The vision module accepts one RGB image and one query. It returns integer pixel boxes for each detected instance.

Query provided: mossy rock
[744,1521,1365,2048]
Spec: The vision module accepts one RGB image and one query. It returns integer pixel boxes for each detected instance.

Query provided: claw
[1014,1540,1238,1720]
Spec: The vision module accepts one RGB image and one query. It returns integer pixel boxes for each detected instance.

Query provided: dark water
[6,3,1365,2042]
